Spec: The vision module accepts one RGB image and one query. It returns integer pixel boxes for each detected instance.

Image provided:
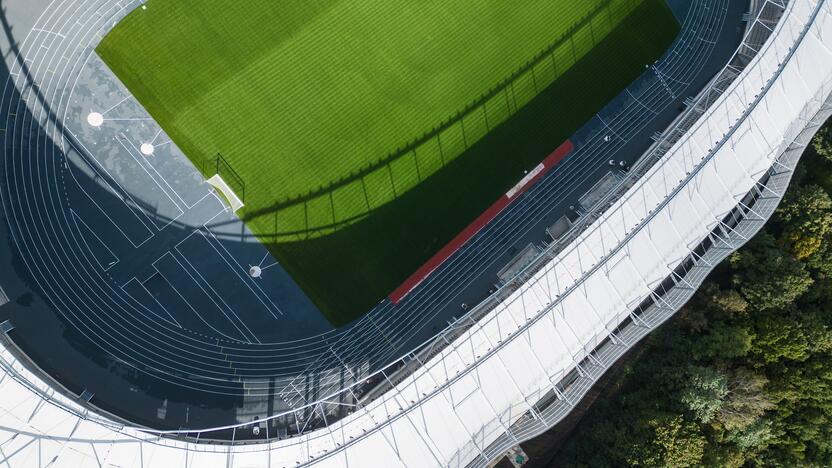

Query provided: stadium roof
[1,0,831,466]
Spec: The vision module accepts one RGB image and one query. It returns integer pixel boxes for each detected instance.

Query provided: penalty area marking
[206,174,244,213]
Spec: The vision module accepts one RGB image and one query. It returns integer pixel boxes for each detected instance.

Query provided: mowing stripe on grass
[99,0,679,326]
[99,0,644,239]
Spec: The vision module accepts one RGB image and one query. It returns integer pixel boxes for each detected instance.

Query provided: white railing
[1,0,830,466]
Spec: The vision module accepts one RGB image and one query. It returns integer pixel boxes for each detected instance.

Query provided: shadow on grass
[237,0,627,228]
[266,0,681,326]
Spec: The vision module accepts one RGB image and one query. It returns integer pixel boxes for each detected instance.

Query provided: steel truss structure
[2,0,832,466]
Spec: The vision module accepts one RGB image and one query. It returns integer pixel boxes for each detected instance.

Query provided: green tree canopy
[812,125,832,163]
[730,233,813,311]
[718,367,774,432]
[649,415,707,467]
[776,184,832,260]
[679,365,728,423]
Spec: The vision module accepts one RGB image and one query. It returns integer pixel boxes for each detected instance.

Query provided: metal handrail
[0,0,812,457]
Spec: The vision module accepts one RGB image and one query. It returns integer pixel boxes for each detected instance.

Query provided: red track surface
[389,139,574,304]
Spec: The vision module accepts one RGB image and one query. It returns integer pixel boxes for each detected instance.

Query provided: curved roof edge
[1,0,832,466]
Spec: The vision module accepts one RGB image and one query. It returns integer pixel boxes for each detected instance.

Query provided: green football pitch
[98,0,678,326]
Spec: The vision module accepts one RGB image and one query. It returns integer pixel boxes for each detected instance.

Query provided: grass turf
[98,0,642,238]
[274,0,679,325]
[98,0,679,326]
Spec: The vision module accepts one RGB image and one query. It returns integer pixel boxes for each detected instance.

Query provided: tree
[730,233,813,311]
[725,418,775,451]
[691,322,753,360]
[812,125,832,163]
[718,368,774,432]
[710,287,748,317]
[678,283,748,333]
[751,314,811,364]
[649,415,707,467]
[776,185,832,260]
[679,365,727,424]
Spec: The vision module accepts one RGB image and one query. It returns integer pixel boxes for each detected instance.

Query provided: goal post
[207,174,245,213]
